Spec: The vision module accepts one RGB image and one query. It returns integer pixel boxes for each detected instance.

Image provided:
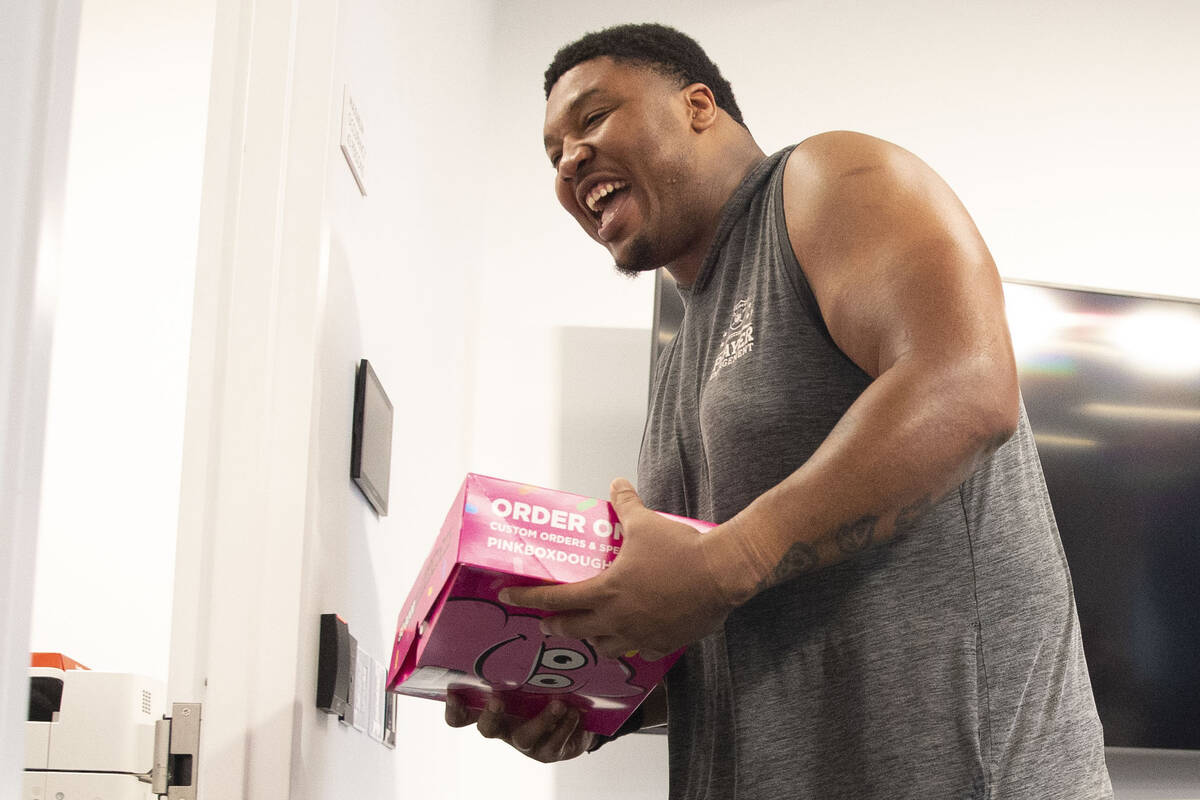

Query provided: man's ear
[683,83,719,131]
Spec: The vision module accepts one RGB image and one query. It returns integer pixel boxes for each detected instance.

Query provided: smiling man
[542,50,761,283]
[446,23,1113,800]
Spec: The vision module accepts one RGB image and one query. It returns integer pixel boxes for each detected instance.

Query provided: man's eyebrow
[543,88,606,149]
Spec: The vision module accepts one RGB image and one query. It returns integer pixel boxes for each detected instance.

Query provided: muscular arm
[702,131,1019,603]
[504,131,1019,661]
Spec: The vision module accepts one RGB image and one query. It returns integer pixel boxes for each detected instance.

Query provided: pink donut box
[386,473,714,736]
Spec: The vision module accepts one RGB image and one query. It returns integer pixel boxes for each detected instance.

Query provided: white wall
[725,0,1200,301]
[30,0,215,680]
[286,1,561,798]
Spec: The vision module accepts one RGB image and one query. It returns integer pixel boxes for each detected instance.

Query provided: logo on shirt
[709,297,755,380]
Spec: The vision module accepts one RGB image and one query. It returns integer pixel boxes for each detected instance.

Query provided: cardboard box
[386,473,713,736]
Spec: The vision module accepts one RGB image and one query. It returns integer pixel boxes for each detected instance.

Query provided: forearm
[702,356,1016,605]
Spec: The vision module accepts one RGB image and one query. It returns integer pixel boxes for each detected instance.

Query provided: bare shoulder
[797,129,910,152]
[791,131,909,183]
[785,131,951,214]
[782,130,982,274]
[779,131,1001,379]
[792,129,904,164]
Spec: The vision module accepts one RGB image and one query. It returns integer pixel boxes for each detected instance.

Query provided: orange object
[31,652,89,671]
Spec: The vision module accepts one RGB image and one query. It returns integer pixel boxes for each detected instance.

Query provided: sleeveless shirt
[637,147,1112,799]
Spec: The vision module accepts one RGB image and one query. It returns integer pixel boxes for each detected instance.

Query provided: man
[446,23,1113,799]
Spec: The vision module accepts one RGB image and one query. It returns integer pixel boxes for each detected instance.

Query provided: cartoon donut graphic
[422,598,643,697]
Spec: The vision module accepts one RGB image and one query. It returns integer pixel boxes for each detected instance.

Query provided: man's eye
[584,109,608,127]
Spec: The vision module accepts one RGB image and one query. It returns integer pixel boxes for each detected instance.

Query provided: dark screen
[1005,282,1200,749]
[351,359,393,516]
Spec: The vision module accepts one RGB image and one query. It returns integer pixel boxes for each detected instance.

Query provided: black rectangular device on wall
[350,358,393,516]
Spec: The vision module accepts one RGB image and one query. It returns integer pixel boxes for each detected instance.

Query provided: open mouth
[584,180,630,223]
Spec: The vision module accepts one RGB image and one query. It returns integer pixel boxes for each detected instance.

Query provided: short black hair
[544,23,746,127]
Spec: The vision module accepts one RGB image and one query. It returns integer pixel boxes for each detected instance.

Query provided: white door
[166,0,339,796]
[166,0,537,795]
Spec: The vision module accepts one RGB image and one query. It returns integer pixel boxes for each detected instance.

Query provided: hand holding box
[386,474,713,736]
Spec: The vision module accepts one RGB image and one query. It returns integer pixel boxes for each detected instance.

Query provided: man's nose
[557,139,592,182]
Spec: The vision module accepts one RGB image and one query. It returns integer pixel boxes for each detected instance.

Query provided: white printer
[24,654,164,800]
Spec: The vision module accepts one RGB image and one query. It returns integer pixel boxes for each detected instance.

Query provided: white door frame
[0,0,81,791]
[169,0,338,796]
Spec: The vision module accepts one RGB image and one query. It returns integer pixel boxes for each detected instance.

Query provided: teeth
[585,181,628,213]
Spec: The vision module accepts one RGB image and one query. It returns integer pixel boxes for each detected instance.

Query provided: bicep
[783,133,1014,386]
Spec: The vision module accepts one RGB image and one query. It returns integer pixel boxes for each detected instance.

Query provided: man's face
[543,57,706,275]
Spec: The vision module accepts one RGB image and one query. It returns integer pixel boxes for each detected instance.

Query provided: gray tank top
[638,147,1112,799]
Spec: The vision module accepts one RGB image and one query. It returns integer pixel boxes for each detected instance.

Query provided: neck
[666,131,767,288]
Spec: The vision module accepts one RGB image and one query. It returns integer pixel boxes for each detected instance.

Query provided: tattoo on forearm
[757,490,961,593]
[761,513,877,591]
[769,541,819,586]
[834,515,877,555]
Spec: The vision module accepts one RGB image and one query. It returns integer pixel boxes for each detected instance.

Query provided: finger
[593,639,670,662]
[592,637,668,662]
[556,727,595,761]
[444,693,481,728]
[536,705,582,762]
[510,700,567,756]
[568,730,597,759]
[537,610,610,641]
[476,697,507,739]
[591,635,638,660]
[499,577,603,612]
[609,477,645,520]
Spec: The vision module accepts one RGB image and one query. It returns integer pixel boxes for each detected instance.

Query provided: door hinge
[149,702,201,798]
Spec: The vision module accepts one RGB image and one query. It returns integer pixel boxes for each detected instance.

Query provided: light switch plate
[352,645,370,732]
[368,658,385,742]
[340,85,367,196]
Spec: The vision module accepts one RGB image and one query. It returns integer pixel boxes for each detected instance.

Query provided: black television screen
[351,358,393,516]
[1004,281,1200,750]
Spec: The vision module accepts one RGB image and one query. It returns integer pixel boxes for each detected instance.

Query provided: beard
[611,209,697,278]
[612,233,662,278]
[609,158,703,279]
